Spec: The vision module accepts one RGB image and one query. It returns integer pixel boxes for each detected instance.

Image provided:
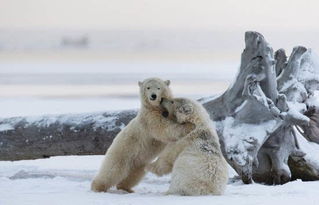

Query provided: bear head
[138,78,172,108]
[160,98,196,124]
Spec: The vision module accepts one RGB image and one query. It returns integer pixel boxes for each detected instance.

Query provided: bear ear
[164,80,170,86]
[138,81,143,87]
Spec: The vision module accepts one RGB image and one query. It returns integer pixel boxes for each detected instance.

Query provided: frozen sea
[0,60,237,117]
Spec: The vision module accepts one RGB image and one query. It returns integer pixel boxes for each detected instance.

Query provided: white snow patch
[219,117,277,166]
[287,101,307,113]
[1,156,319,205]
[5,111,132,131]
[279,79,305,94]
[0,123,14,131]
[299,49,319,83]
[280,49,319,99]
[306,91,319,107]
[295,127,319,169]
[90,115,118,131]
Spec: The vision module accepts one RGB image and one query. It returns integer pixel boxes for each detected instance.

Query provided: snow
[23,111,126,131]
[1,156,319,205]
[218,117,278,166]
[0,124,14,131]
[307,91,319,107]
[0,109,136,134]
[299,49,319,84]
[279,49,319,101]
[295,127,319,169]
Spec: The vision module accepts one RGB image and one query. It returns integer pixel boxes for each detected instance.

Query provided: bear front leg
[146,158,173,177]
[91,168,128,192]
[146,140,189,176]
[155,119,194,143]
[91,175,118,192]
[116,166,146,193]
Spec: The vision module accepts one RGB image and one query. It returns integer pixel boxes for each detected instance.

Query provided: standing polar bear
[148,97,228,195]
[91,78,194,193]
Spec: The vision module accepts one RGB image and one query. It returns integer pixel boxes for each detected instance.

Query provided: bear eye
[157,88,160,90]
[147,87,150,90]
[171,101,174,104]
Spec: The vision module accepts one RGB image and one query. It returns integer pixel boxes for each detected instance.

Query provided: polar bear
[148,97,228,195]
[91,78,194,193]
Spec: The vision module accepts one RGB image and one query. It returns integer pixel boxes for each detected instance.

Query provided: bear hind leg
[91,161,130,192]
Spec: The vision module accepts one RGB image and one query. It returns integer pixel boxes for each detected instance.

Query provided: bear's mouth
[162,110,169,118]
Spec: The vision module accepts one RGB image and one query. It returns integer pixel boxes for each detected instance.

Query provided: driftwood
[1,31,319,185]
[0,110,137,160]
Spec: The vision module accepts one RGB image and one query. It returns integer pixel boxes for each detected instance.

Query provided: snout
[160,98,170,108]
[150,94,157,101]
[162,110,169,118]
[160,98,174,119]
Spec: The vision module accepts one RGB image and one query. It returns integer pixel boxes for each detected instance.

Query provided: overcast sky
[1,0,319,30]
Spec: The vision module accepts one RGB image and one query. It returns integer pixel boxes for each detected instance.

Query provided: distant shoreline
[0,82,229,98]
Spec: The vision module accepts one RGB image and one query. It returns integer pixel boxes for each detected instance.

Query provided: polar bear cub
[151,97,228,195]
[91,78,194,193]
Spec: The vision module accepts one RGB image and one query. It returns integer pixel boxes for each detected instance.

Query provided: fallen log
[0,110,137,160]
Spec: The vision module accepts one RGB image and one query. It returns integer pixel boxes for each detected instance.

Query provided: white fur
[91,78,193,193]
[149,98,228,195]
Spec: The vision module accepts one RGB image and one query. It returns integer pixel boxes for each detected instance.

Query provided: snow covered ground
[1,60,319,204]
[1,156,319,205]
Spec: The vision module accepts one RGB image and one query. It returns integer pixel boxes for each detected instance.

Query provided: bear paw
[116,185,134,193]
[91,179,107,192]
[146,161,172,176]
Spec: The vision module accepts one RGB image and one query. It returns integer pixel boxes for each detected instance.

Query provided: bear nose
[150,94,157,100]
